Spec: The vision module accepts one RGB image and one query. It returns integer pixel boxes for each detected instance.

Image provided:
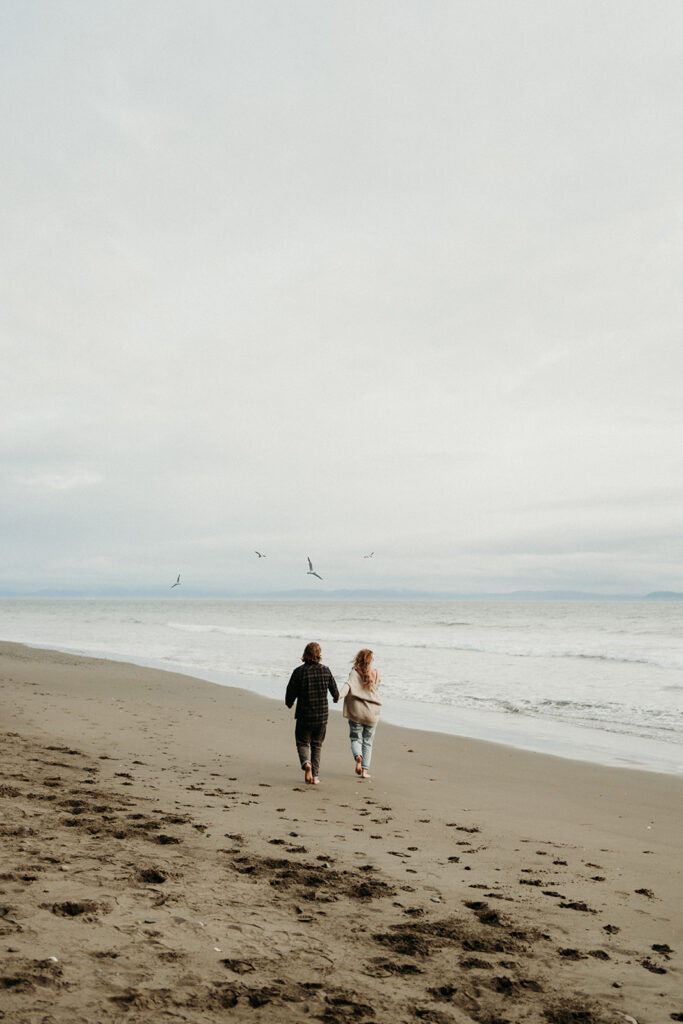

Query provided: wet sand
[1,641,681,1024]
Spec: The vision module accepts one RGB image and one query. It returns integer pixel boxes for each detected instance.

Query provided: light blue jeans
[349,721,376,770]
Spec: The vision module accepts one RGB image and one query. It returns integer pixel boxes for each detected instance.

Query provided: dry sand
[0,640,681,1024]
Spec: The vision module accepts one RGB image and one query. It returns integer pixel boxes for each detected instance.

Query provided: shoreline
[15,639,683,777]
[1,641,682,1023]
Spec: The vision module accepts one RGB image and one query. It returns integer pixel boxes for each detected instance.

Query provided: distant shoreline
[6,638,683,777]
[2,589,683,601]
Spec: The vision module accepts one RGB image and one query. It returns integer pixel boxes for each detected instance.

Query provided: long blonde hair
[353,648,377,689]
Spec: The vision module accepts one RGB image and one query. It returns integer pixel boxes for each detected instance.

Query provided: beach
[1,641,681,1024]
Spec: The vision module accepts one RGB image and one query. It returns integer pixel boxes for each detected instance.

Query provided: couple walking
[285,641,381,785]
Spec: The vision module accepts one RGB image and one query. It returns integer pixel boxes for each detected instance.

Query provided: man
[285,641,339,785]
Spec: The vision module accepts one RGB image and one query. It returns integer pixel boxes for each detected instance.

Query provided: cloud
[1,1,683,594]
[21,471,104,492]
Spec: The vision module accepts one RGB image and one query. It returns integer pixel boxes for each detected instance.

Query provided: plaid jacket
[285,662,339,726]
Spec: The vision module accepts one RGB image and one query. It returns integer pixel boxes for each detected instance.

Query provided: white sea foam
[1,598,681,774]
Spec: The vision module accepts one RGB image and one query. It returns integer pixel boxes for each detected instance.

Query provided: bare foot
[361,769,371,779]
[355,755,363,776]
[313,777,320,785]
[304,763,313,784]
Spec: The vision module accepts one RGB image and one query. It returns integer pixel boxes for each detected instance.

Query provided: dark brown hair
[353,648,376,688]
[302,641,322,664]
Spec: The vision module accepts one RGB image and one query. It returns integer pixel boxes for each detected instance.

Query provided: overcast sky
[2,0,682,596]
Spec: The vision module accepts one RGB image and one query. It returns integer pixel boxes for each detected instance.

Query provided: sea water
[1,599,681,775]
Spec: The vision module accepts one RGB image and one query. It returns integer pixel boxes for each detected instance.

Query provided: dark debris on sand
[228,852,396,902]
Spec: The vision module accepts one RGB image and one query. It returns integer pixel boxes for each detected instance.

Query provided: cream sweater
[338,668,382,727]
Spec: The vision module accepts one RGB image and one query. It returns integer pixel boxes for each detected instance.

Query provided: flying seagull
[254,551,266,558]
[306,556,323,581]
[363,551,375,559]
[170,574,181,588]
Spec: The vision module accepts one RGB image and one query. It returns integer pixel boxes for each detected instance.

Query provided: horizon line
[1,588,682,601]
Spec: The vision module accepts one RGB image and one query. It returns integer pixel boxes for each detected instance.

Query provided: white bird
[254,551,267,558]
[306,556,323,581]
[170,574,181,588]
[363,551,375,559]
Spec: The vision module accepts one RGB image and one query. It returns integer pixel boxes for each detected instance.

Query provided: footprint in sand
[46,900,110,920]
[559,901,596,913]
[641,957,667,974]
[363,957,423,978]
[136,867,168,884]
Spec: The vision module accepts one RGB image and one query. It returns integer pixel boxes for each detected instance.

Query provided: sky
[2,0,683,597]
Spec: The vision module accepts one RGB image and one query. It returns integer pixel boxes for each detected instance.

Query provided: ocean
[1,598,681,775]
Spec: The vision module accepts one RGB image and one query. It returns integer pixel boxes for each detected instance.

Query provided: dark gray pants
[295,720,327,779]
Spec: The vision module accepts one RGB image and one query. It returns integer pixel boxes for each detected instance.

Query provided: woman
[338,649,382,779]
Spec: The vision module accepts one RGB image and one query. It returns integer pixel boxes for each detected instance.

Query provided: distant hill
[2,587,683,601]
[216,588,683,602]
